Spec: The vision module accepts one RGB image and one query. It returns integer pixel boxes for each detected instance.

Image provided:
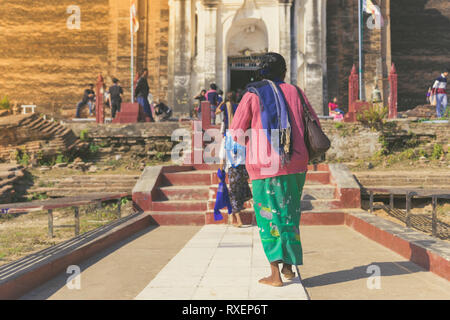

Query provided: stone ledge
[0,212,152,300]
[345,210,450,281]
[65,122,191,138]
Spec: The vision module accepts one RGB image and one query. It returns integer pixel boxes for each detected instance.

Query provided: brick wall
[326,0,386,112]
[391,0,450,109]
[0,0,169,117]
[0,0,110,115]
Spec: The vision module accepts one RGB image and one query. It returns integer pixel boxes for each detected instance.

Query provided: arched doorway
[225,19,268,92]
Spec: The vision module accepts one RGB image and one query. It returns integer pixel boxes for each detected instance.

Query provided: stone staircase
[0,164,25,203]
[25,174,140,198]
[0,113,81,160]
[133,164,361,226]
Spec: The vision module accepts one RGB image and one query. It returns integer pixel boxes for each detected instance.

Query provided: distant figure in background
[135,68,155,122]
[328,97,345,115]
[426,87,433,105]
[216,90,224,124]
[206,83,219,124]
[75,84,95,118]
[154,102,173,121]
[431,68,448,118]
[194,89,207,119]
[236,88,244,103]
[109,78,123,119]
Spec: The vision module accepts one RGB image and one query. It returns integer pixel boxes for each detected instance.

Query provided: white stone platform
[135,225,309,300]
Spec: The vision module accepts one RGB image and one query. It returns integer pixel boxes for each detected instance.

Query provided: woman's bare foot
[281,264,296,280]
[258,262,283,287]
[234,213,243,227]
[258,276,283,287]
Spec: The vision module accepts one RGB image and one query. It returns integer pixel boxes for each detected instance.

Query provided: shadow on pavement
[302,260,426,288]
[20,225,159,300]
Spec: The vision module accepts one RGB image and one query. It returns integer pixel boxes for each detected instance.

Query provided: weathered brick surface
[0,0,110,115]
[327,0,386,111]
[391,0,450,109]
[0,0,169,116]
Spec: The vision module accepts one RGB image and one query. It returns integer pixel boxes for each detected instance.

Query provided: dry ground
[0,201,134,266]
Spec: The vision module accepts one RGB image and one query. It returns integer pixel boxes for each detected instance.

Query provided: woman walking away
[220,92,252,227]
[230,52,321,287]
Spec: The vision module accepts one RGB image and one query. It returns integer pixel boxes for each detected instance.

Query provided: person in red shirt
[230,52,322,287]
[328,97,345,115]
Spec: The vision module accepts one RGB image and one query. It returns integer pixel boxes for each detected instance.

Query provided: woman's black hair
[210,83,217,90]
[257,52,287,81]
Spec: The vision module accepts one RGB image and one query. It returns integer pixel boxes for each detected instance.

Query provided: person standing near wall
[194,89,207,119]
[109,78,123,119]
[206,83,219,125]
[135,68,155,122]
[75,84,95,118]
[431,68,448,118]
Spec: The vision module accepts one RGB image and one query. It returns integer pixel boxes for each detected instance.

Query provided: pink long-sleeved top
[229,83,321,181]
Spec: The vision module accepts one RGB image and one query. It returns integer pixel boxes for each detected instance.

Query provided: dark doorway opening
[228,55,263,92]
[230,70,257,91]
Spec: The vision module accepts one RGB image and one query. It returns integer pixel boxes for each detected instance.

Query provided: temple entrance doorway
[228,55,263,92]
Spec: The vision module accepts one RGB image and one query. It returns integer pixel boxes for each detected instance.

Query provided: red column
[388,63,398,119]
[348,65,359,114]
[344,65,359,122]
[201,100,211,131]
[95,74,105,124]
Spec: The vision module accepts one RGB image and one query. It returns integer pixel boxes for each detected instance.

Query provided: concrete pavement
[21,224,450,300]
[135,225,309,300]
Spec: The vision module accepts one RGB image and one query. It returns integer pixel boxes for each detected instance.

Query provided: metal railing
[0,192,130,238]
[366,188,450,238]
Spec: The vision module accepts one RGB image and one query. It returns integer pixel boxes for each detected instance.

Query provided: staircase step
[157,185,210,201]
[207,183,336,200]
[145,211,206,225]
[162,171,212,186]
[162,169,330,186]
[0,176,20,188]
[0,164,24,172]
[152,200,208,212]
[306,171,330,184]
[302,185,336,200]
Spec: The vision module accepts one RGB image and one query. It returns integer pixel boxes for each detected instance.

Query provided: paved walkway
[21,225,450,300]
[135,225,308,300]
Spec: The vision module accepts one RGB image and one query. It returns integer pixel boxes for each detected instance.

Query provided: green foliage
[398,148,417,161]
[89,143,100,154]
[155,152,165,161]
[334,122,344,130]
[356,103,388,128]
[80,129,89,141]
[27,192,48,201]
[15,148,30,166]
[431,144,444,160]
[0,95,10,110]
[55,153,69,164]
[418,149,428,158]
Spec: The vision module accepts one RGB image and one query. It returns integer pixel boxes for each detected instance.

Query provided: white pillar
[303,0,327,115]
[279,0,293,83]
[202,0,219,88]
[168,0,193,115]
